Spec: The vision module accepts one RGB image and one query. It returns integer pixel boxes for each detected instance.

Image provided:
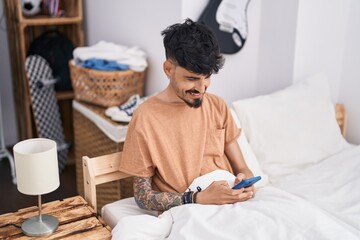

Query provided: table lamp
[13,138,60,237]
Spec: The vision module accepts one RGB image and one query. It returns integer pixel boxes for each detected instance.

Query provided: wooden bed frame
[83,104,347,212]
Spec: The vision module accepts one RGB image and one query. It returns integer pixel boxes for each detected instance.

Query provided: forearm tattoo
[133,176,182,211]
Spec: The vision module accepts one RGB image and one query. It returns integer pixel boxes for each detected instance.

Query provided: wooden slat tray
[0,196,111,239]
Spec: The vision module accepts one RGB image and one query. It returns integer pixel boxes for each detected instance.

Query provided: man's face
[165,60,211,108]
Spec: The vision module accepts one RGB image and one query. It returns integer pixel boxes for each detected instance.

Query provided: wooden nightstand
[0,196,111,239]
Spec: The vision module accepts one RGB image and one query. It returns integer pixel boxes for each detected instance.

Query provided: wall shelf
[20,16,82,26]
[56,91,75,101]
[4,0,84,164]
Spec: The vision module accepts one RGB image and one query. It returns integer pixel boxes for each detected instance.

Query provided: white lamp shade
[13,138,60,195]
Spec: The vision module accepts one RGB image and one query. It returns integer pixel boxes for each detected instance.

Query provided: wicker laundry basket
[69,61,145,107]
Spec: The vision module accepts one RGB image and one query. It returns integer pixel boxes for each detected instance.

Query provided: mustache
[186,88,207,94]
[186,89,200,94]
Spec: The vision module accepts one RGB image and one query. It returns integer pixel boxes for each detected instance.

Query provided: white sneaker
[108,94,148,122]
[105,94,141,117]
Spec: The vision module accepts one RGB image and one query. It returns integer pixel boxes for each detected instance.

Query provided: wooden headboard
[83,103,348,212]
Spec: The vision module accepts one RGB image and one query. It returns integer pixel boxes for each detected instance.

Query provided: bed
[82,73,360,239]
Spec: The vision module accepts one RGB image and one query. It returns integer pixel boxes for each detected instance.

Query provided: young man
[119,18,254,212]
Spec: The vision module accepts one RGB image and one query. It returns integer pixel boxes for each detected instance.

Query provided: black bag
[27,30,74,91]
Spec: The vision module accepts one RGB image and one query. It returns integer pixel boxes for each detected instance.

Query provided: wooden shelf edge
[20,16,82,27]
[56,90,74,100]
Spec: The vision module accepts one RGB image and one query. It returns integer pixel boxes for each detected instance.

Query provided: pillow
[232,73,350,183]
[188,170,236,191]
[230,109,269,187]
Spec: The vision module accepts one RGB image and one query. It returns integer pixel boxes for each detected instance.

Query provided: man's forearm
[133,176,183,211]
[225,140,253,177]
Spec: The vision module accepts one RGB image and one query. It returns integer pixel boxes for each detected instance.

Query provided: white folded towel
[73,41,148,72]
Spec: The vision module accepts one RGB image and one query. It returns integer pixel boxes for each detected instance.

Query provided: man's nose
[196,79,208,92]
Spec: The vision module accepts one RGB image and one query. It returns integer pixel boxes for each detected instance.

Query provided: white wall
[0,0,18,146]
[292,0,351,101]
[84,0,182,95]
[84,0,266,104]
[338,0,360,144]
[256,0,298,95]
[1,0,360,145]
[292,0,360,144]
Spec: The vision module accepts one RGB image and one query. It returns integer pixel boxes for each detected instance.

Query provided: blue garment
[81,58,129,71]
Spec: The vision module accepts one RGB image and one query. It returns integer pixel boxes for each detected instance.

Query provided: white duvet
[112,146,360,239]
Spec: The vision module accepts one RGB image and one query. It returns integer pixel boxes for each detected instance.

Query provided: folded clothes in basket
[81,58,129,71]
[105,94,148,123]
[73,41,148,72]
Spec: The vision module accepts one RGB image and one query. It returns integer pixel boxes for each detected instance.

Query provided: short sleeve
[222,99,241,144]
[119,115,155,177]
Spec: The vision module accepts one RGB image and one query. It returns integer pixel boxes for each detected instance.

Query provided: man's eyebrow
[184,73,211,80]
[184,75,201,80]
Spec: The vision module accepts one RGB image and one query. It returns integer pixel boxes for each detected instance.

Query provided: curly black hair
[161,18,224,76]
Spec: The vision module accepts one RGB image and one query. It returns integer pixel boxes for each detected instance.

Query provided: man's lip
[188,92,202,98]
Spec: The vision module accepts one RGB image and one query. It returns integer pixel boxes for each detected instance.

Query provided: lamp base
[21,214,59,237]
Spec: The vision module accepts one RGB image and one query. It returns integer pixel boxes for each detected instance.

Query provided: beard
[192,98,202,108]
[183,88,207,108]
[184,89,205,108]
[183,98,203,108]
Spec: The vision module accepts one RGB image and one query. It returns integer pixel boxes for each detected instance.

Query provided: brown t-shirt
[119,93,240,193]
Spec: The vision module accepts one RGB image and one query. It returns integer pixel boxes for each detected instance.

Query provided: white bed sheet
[112,145,360,240]
[274,145,360,231]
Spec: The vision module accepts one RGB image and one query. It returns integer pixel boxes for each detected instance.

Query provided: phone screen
[232,176,261,189]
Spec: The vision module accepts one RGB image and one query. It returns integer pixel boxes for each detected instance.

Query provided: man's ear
[163,59,173,78]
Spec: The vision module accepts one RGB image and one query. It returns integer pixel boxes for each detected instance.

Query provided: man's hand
[234,172,255,197]
[195,178,254,205]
